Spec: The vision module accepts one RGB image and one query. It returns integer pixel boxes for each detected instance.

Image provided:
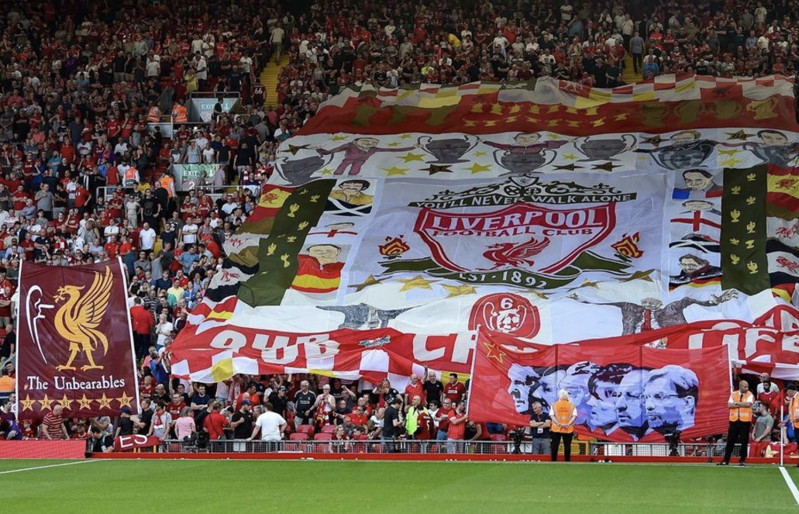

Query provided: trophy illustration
[275,154,332,185]
[493,148,557,175]
[575,134,636,161]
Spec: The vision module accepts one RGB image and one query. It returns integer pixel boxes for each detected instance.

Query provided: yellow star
[396,275,437,292]
[464,120,477,127]
[442,284,477,297]
[720,157,743,168]
[97,393,113,410]
[77,394,94,410]
[383,166,408,176]
[565,107,579,114]
[547,105,560,113]
[637,154,649,162]
[399,134,413,139]
[20,395,35,412]
[474,151,487,157]
[387,142,401,147]
[526,116,540,124]
[349,274,383,292]
[547,119,560,127]
[484,120,498,127]
[319,167,334,176]
[528,105,541,114]
[399,152,425,163]
[466,162,492,174]
[503,115,518,123]
[116,392,133,409]
[509,105,521,114]
[614,113,629,121]
[566,120,580,128]
[37,394,54,411]
[718,148,739,156]
[57,394,72,410]
[330,134,349,141]
[562,153,577,161]
[482,341,506,363]
[592,118,606,127]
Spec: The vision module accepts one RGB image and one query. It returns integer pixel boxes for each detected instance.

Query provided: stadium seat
[289,433,309,441]
[320,424,336,434]
[313,433,332,440]
[296,424,315,436]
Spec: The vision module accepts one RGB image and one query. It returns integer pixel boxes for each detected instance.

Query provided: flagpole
[13,258,22,419]
[465,325,480,416]
[780,401,784,467]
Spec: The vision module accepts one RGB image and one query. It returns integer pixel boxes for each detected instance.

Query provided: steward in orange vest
[171,103,188,123]
[146,106,161,123]
[549,390,577,462]
[719,380,755,466]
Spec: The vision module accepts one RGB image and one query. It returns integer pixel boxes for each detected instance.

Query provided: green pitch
[0,460,797,513]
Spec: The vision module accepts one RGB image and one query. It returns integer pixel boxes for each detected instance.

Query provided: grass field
[1,460,798,513]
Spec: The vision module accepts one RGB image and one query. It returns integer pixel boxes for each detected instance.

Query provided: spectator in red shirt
[446,401,468,453]
[40,405,69,440]
[435,398,455,440]
[129,297,155,360]
[444,373,466,404]
[203,402,230,443]
[404,373,425,406]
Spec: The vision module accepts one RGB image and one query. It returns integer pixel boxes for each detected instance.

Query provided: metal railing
[589,441,735,460]
[151,438,588,455]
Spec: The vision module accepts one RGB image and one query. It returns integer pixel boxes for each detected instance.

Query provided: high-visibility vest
[124,167,138,184]
[790,394,799,428]
[160,175,175,198]
[147,106,161,122]
[729,390,754,422]
[172,104,187,123]
[405,406,426,435]
[550,400,576,434]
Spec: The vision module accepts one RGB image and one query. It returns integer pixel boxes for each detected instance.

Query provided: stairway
[259,55,290,109]
[622,54,643,85]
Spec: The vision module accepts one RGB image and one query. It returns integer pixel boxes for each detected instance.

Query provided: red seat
[489,434,508,454]
[489,434,507,441]
[289,433,309,441]
[320,424,337,434]
[296,425,315,436]
[313,433,333,441]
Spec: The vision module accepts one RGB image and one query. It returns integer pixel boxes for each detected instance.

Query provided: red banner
[169,325,475,385]
[114,434,161,452]
[16,260,139,418]
[468,330,731,442]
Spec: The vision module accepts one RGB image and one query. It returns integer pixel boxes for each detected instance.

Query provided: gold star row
[20,392,134,412]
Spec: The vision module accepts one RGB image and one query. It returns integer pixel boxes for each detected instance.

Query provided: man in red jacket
[129,297,155,360]
[203,402,230,450]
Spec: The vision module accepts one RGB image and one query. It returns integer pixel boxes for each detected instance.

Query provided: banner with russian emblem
[16,259,139,418]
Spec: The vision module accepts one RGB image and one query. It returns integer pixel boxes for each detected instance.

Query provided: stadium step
[622,54,643,84]
[259,55,290,109]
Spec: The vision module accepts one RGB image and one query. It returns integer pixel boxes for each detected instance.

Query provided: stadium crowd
[0,0,797,455]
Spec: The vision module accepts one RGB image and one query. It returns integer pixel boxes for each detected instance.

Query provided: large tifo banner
[16,260,139,418]
[468,330,731,442]
[173,74,799,381]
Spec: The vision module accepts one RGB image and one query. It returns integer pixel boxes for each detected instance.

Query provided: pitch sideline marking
[0,460,99,476]
[779,466,799,507]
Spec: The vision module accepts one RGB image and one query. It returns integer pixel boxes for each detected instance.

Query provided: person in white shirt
[181,221,198,247]
[139,222,156,252]
[247,402,286,442]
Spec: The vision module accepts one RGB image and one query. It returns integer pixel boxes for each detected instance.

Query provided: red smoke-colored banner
[468,330,731,442]
[16,260,139,418]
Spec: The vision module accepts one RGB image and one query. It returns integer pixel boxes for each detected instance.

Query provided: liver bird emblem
[482,237,550,268]
[54,266,113,371]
